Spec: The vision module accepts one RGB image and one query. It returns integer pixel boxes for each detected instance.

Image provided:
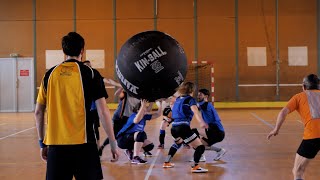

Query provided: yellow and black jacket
[37,59,107,145]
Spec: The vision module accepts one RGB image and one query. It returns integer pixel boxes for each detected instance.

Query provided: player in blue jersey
[196,88,226,161]
[117,100,162,164]
[163,82,209,173]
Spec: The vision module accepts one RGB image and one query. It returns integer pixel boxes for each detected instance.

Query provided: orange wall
[0,0,317,102]
[0,0,33,58]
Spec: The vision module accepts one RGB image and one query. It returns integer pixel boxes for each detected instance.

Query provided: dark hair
[178,82,195,95]
[303,74,319,90]
[62,32,85,57]
[132,102,142,113]
[199,88,210,96]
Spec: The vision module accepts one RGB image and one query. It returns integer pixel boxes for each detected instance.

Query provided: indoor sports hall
[0,0,319,180]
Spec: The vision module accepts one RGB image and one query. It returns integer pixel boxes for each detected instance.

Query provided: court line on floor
[0,123,7,126]
[296,120,303,124]
[250,113,274,129]
[144,149,160,180]
[223,123,270,126]
[0,126,35,141]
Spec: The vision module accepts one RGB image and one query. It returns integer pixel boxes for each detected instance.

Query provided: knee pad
[135,131,147,142]
[143,143,154,152]
[191,128,200,137]
[195,145,205,154]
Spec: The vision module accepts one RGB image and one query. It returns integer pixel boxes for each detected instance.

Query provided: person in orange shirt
[268,74,320,180]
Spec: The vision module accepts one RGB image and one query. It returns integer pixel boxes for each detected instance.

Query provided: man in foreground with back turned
[35,32,119,180]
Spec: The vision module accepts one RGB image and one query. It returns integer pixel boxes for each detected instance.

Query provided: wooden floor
[0,109,319,180]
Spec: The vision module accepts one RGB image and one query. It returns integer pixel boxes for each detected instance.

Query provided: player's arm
[34,102,48,161]
[96,98,119,161]
[35,103,46,140]
[133,99,148,123]
[267,107,290,139]
[96,98,115,141]
[114,87,123,96]
[191,105,208,129]
[104,78,122,88]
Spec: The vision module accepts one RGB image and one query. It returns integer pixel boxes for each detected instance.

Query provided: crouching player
[117,100,162,164]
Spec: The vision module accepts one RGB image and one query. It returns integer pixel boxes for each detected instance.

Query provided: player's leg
[132,131,148,164]
[163,125,183,168]
[158,120,169,149]
[293,139,319,179]
[198,124,227,161]
[142,139,154,157]
[184,125,208,173]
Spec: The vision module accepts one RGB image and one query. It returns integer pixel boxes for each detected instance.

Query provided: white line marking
[144,149,160,180]
[0,123,7,126]
[239,84,301,87]
[246,132,296,134]
[296,120,303,124]
[251,113,274,129]
[0,126,35,141]
[224,123,270,126]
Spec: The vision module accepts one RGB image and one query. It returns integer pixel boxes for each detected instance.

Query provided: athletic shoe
[158,144,164,149]
[143,151,153,157]
[191,165,208,173]
[214,148,227,161]
[163,162,175,168]
[124,149,133,160]
[131,156,147,164]
[189,155,206,162]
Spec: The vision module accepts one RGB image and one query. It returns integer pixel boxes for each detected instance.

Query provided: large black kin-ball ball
[116,31,187,101]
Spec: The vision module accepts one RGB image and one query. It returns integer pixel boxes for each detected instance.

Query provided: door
[17,58,34,112]
[0,58,34,112]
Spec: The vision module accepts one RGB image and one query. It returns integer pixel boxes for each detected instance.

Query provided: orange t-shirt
[286,90,320,139]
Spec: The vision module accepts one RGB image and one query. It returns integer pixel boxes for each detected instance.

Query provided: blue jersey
[198,101,224,131]
[117,113,152,137]
[171,95,197,126]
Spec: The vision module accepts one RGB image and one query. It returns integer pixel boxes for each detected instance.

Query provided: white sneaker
[189,155,206,162]
[191,165,208,173]
[214,148,226,161]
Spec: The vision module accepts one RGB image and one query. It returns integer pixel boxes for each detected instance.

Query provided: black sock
[193,145,205,165]
[165,143,181,162]
[159,133,165,145]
